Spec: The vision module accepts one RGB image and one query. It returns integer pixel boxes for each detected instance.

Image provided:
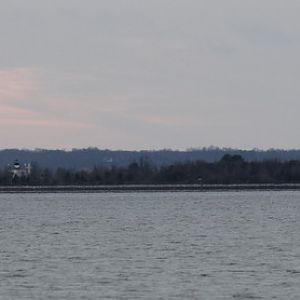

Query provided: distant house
[10,160,31,179]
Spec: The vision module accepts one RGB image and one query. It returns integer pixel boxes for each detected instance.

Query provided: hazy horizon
[1,1,300,150]
[2,146,300,152]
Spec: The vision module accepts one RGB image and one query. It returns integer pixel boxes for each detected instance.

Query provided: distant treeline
[3,147,300,170]
[3,155,300,185]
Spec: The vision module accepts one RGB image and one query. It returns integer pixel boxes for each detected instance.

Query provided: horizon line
[1,147,300,152]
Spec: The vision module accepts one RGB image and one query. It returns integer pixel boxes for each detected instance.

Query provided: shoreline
[1,184,300,193]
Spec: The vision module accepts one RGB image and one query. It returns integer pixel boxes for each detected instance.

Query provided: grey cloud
[1,0,300,149]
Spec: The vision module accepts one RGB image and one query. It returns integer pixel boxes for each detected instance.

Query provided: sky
[1,0,300,150]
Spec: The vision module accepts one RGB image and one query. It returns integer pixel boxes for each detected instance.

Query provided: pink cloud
[0,117,90,128]
[0,68,39,101]
[141,115,196,126]
[0,103,89,129]
[0,68,92,130]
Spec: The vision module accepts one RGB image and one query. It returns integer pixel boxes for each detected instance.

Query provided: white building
[11,160,31,178]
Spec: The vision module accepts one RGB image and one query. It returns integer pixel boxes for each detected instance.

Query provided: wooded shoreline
[5,154,300,186]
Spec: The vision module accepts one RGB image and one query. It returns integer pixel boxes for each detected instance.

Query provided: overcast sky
[1,0,300,150]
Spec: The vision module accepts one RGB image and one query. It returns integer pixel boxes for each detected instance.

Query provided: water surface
[0,191,300,299]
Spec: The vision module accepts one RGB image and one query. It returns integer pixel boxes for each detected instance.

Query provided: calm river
[0,191,300,299]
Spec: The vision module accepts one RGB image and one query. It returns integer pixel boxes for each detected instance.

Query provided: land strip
[1,184,300,193]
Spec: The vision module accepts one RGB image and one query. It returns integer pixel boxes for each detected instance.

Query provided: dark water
[0,191,300,299]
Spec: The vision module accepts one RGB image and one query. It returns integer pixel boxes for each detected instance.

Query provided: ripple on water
[0,191,300,299]
[232,293,263,299]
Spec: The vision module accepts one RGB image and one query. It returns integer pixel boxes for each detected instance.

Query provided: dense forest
[3,155,300,185]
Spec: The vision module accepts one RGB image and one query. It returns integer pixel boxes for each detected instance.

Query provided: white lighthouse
[11,160,31,178]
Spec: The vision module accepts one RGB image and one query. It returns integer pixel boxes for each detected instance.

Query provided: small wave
[286,269,300,274]
[233,293,263,299]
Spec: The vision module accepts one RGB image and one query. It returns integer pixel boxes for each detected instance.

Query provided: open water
[0,191,300,299]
